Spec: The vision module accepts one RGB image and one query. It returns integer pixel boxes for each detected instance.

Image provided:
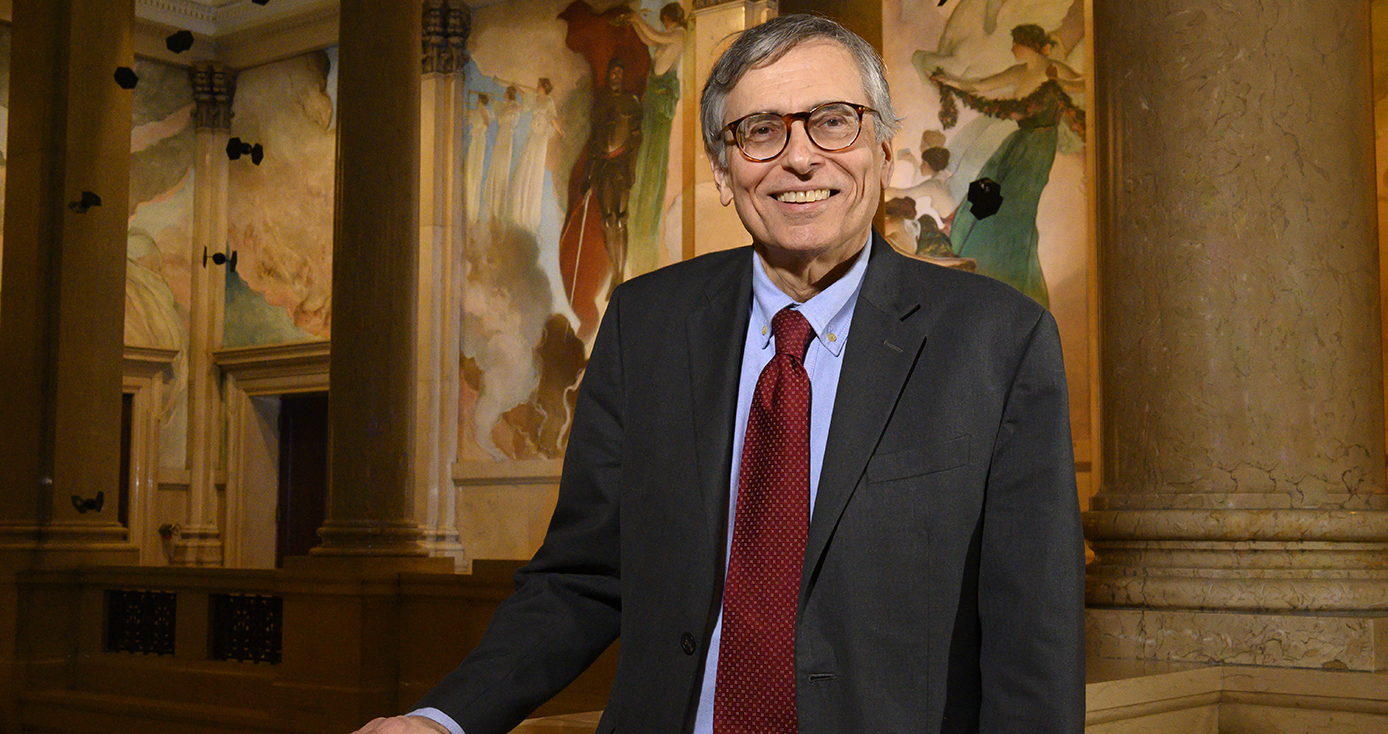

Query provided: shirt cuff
[407,708,464,734]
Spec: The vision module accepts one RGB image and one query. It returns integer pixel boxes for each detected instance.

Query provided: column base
[0,521,138,567]
[1087,607,1388,671]
[313,518,430,557]
[1086,507,1388,610]
[420,528,470,573]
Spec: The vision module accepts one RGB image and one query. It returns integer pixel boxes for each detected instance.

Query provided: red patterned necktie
[714,307,815,734]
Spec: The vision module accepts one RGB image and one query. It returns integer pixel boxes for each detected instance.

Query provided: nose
[780,119,823,173]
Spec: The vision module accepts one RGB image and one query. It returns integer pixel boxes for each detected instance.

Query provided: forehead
[724,39,866,122]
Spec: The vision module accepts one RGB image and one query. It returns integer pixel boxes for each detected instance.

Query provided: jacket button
[680,632,697,655]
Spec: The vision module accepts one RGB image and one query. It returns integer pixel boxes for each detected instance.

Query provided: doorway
[276,392,329,566]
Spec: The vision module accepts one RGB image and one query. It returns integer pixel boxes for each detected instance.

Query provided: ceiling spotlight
[68,191,102,213]
[966,177,1003,220]
[226,137,265,165]
[113,67,139,89]
[166,30,195,54]
[252,0,269,5]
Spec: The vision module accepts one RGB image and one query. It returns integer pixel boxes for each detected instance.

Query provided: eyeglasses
[722,102,876,162]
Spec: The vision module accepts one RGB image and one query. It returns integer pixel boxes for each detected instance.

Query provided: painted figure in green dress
[619,2,688,277]
[927,24,1084,309]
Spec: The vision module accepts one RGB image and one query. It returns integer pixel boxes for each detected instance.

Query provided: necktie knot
[772,308,815,361]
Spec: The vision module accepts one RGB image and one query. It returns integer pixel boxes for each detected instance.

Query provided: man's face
[608,65,624,91]
[711,39,893,264]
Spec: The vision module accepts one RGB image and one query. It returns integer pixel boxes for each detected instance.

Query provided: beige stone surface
[1094,0,1385,505]
[1219,706,1388,734]
[454,460,562,561]
[1084,707,1217,734]
[1088,608,1388,671]
[512,711,603,733]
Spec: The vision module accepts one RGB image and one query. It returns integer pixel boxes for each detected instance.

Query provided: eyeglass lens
[736,103,864,160]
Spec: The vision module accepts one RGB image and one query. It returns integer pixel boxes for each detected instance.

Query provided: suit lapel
[686,250,754,557]
[802,235,930,598]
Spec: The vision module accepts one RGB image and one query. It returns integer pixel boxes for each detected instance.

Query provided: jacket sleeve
[413,289,628,734]
[977,309,1086,733]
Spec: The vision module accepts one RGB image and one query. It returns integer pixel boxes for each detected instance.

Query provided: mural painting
[127,59,195,468]
[882,0,1091,450]
[223,49,338,347]
[459,0,690,462]
[884,0,1084,301]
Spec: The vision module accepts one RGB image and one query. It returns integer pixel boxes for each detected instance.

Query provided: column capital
[190,63,235,132]
[422,0,471,75]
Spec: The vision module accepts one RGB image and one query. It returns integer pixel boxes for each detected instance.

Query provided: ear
[711,158,735,207]
[878,136,895,190]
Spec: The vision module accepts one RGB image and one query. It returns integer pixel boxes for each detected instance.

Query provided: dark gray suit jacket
[417,233,1085,733]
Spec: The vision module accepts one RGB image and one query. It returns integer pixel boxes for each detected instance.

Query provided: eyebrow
[741,100,866,116]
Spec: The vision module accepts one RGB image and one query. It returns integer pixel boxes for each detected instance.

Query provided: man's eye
[817,115,849,129]
[745,123,779,139]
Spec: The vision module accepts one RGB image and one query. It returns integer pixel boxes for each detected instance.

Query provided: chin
[762,230,851,258]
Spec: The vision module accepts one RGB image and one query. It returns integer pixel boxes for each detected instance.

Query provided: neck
[755,239,866,303]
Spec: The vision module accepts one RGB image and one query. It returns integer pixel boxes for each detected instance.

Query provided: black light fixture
[72,491,105,514]
[203,247,239,270]
[114,66,139,89]
[966,177,1003,219]
[226,137,265,165]
[68,191,102,213]
[166,30,195,54]
[252,0,270,5]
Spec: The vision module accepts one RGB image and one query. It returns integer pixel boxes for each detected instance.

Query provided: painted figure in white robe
[465,93,491,224]
[508,78,563,233]
[484,85,521,223]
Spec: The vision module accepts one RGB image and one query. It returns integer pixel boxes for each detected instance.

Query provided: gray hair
[700,14,901,169]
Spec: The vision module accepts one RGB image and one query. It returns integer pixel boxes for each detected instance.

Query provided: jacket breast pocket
[866,433,970,484]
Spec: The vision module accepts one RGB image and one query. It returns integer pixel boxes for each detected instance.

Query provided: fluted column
[0,0,139,567]
[172,63,235,567]
[416,0,469,569]
[313,1,429,558]
[1086,0,1388,670]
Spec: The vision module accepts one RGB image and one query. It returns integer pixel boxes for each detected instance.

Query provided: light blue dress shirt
[691,241,869,733]
[411,241,871,734]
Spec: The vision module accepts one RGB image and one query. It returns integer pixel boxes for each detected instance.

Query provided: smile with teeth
[774,188,833,203]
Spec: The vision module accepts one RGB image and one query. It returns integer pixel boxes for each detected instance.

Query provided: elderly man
[355,13,1083,734]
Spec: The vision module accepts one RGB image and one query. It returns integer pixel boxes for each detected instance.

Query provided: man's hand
[351,715,450,734]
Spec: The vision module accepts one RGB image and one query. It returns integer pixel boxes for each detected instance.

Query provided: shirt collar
[749,238,870,358]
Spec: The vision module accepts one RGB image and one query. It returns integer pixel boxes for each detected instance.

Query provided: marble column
[416,0,469,569]
[171,63,235,567]
[1086,0,1388,671]
[0,3,138,725]
[0,0,139,567]
[311,0,432,559]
